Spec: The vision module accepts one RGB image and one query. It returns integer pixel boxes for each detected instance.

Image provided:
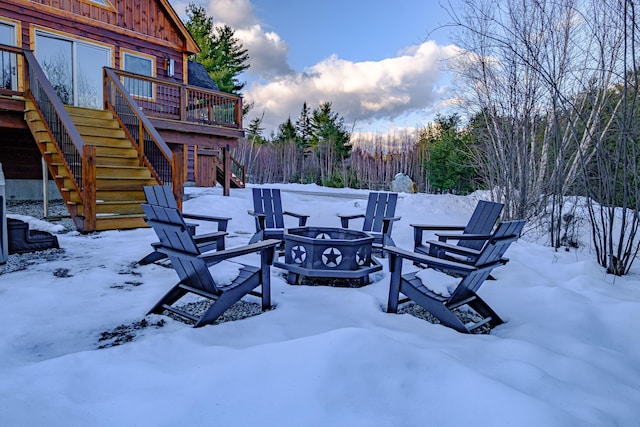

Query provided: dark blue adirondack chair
[138,185,230,265]
[426,219,525,266]
[386,219,525,333]
[142,203,280,327]
[412,200,504,257]
[248,188,309,244]
[338,192,401,255]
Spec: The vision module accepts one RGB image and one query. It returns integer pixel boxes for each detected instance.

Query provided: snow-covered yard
[1,184,639,426]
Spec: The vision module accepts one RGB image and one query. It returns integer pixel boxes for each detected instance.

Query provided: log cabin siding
[2,0,193,83]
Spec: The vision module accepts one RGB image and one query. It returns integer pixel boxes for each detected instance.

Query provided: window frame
[121,49,156,100]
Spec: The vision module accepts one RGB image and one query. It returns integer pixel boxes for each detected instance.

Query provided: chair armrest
[248,210,267,230]
[411,224,466,249]
[384,246,477,276]
[201,239,281,265]
[435,232,492,242]
[283,211,310,226]
[182,213,231,232]
[382,216,402,234]
[338,213,365,228]
[426,240,481,258]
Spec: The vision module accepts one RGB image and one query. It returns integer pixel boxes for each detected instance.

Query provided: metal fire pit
[274,226,382,286]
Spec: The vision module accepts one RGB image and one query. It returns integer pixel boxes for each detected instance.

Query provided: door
[35,31,111,108]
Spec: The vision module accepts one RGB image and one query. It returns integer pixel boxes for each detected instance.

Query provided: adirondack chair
[412,200,503,257]
[426,219,526,266]
[138,185,230,265]
[386,220,524,333]
[141,203,280,327]
[338,192,401,256]
[248,188,309,245]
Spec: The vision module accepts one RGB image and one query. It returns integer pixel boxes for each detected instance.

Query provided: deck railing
[108,69,242,128]
[104,68,172,184]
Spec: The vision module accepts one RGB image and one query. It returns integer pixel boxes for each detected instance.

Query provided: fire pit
[274,226,382,286]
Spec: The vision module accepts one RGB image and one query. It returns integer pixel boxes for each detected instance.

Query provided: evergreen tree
[309,102,351,159]
[421,114,477,194]
[185,3,250,94]
[274,117,297,144]
[247,115,267,144]
[295,102,312,150]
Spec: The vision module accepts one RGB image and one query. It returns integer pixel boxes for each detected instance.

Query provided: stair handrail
[230,155,246,186]
[22,49,85,191]
[103,67,172,184]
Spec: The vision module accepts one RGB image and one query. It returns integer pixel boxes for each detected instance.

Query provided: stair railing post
[82,145,97,232]
[172,145,184,210]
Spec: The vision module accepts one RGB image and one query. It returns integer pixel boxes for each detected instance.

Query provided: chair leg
[138,250,167,265]
[147,282,188,315]
[466,294,504,328]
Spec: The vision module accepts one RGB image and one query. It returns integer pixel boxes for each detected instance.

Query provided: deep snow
[1,184,639,426]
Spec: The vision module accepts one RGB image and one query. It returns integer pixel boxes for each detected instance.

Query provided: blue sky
[170,0,461,136]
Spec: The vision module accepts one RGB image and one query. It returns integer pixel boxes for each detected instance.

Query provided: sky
[170,0,461,136]
[1,184,640,425]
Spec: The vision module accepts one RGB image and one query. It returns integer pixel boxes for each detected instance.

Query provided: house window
[0,21,17,90]
[35,30,111,109]
[88,0,110,5]
[122,51,154,99]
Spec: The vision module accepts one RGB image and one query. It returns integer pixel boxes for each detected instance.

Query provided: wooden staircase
[25,101,159,231]
[215,157,245,189]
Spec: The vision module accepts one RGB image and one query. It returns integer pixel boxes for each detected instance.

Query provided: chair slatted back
[144,185,176,209]
[475,220,525,266]
[142,203,219,294]
[253,188,285,229]
[460,200,504,250]
[449,220,524,302]
[362,192,398,233]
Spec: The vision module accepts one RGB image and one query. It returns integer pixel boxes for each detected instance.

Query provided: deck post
[82,145,97,232]
[223,144,230,196]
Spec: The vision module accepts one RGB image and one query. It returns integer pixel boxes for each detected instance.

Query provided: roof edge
[158,0,200,54]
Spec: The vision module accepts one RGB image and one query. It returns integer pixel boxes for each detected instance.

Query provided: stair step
[82,135,135,148]
[94,214,148,231]
[75,125,126,138]
[65,106,114,120]
[96,165,153,178]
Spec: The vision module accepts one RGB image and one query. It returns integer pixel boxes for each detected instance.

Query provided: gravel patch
[398,303,491,334]
[5,199,76,232]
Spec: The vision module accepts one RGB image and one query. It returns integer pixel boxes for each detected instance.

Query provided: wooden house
[0,0,246,232]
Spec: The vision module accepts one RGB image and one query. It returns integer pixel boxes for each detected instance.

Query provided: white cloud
[245,41,461,134]
[173,1,459,135]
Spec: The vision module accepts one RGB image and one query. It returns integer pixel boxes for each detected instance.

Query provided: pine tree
[185,3,250,95]
[295,102,312,150]
[309,102,351,159]
[274,117,297,144]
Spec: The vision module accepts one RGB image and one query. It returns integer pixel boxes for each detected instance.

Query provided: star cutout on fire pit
[291,245,307,264]
[315,232,331,239]
[355,247,368,266]
[322,247,343,267]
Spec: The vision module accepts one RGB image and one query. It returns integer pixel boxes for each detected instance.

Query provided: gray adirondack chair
[386,219,525,333]
[142,203,280,327]
[412,200,504,257]
[248,188,309,244]
[338,192,401,256]
[138,185,230,265]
